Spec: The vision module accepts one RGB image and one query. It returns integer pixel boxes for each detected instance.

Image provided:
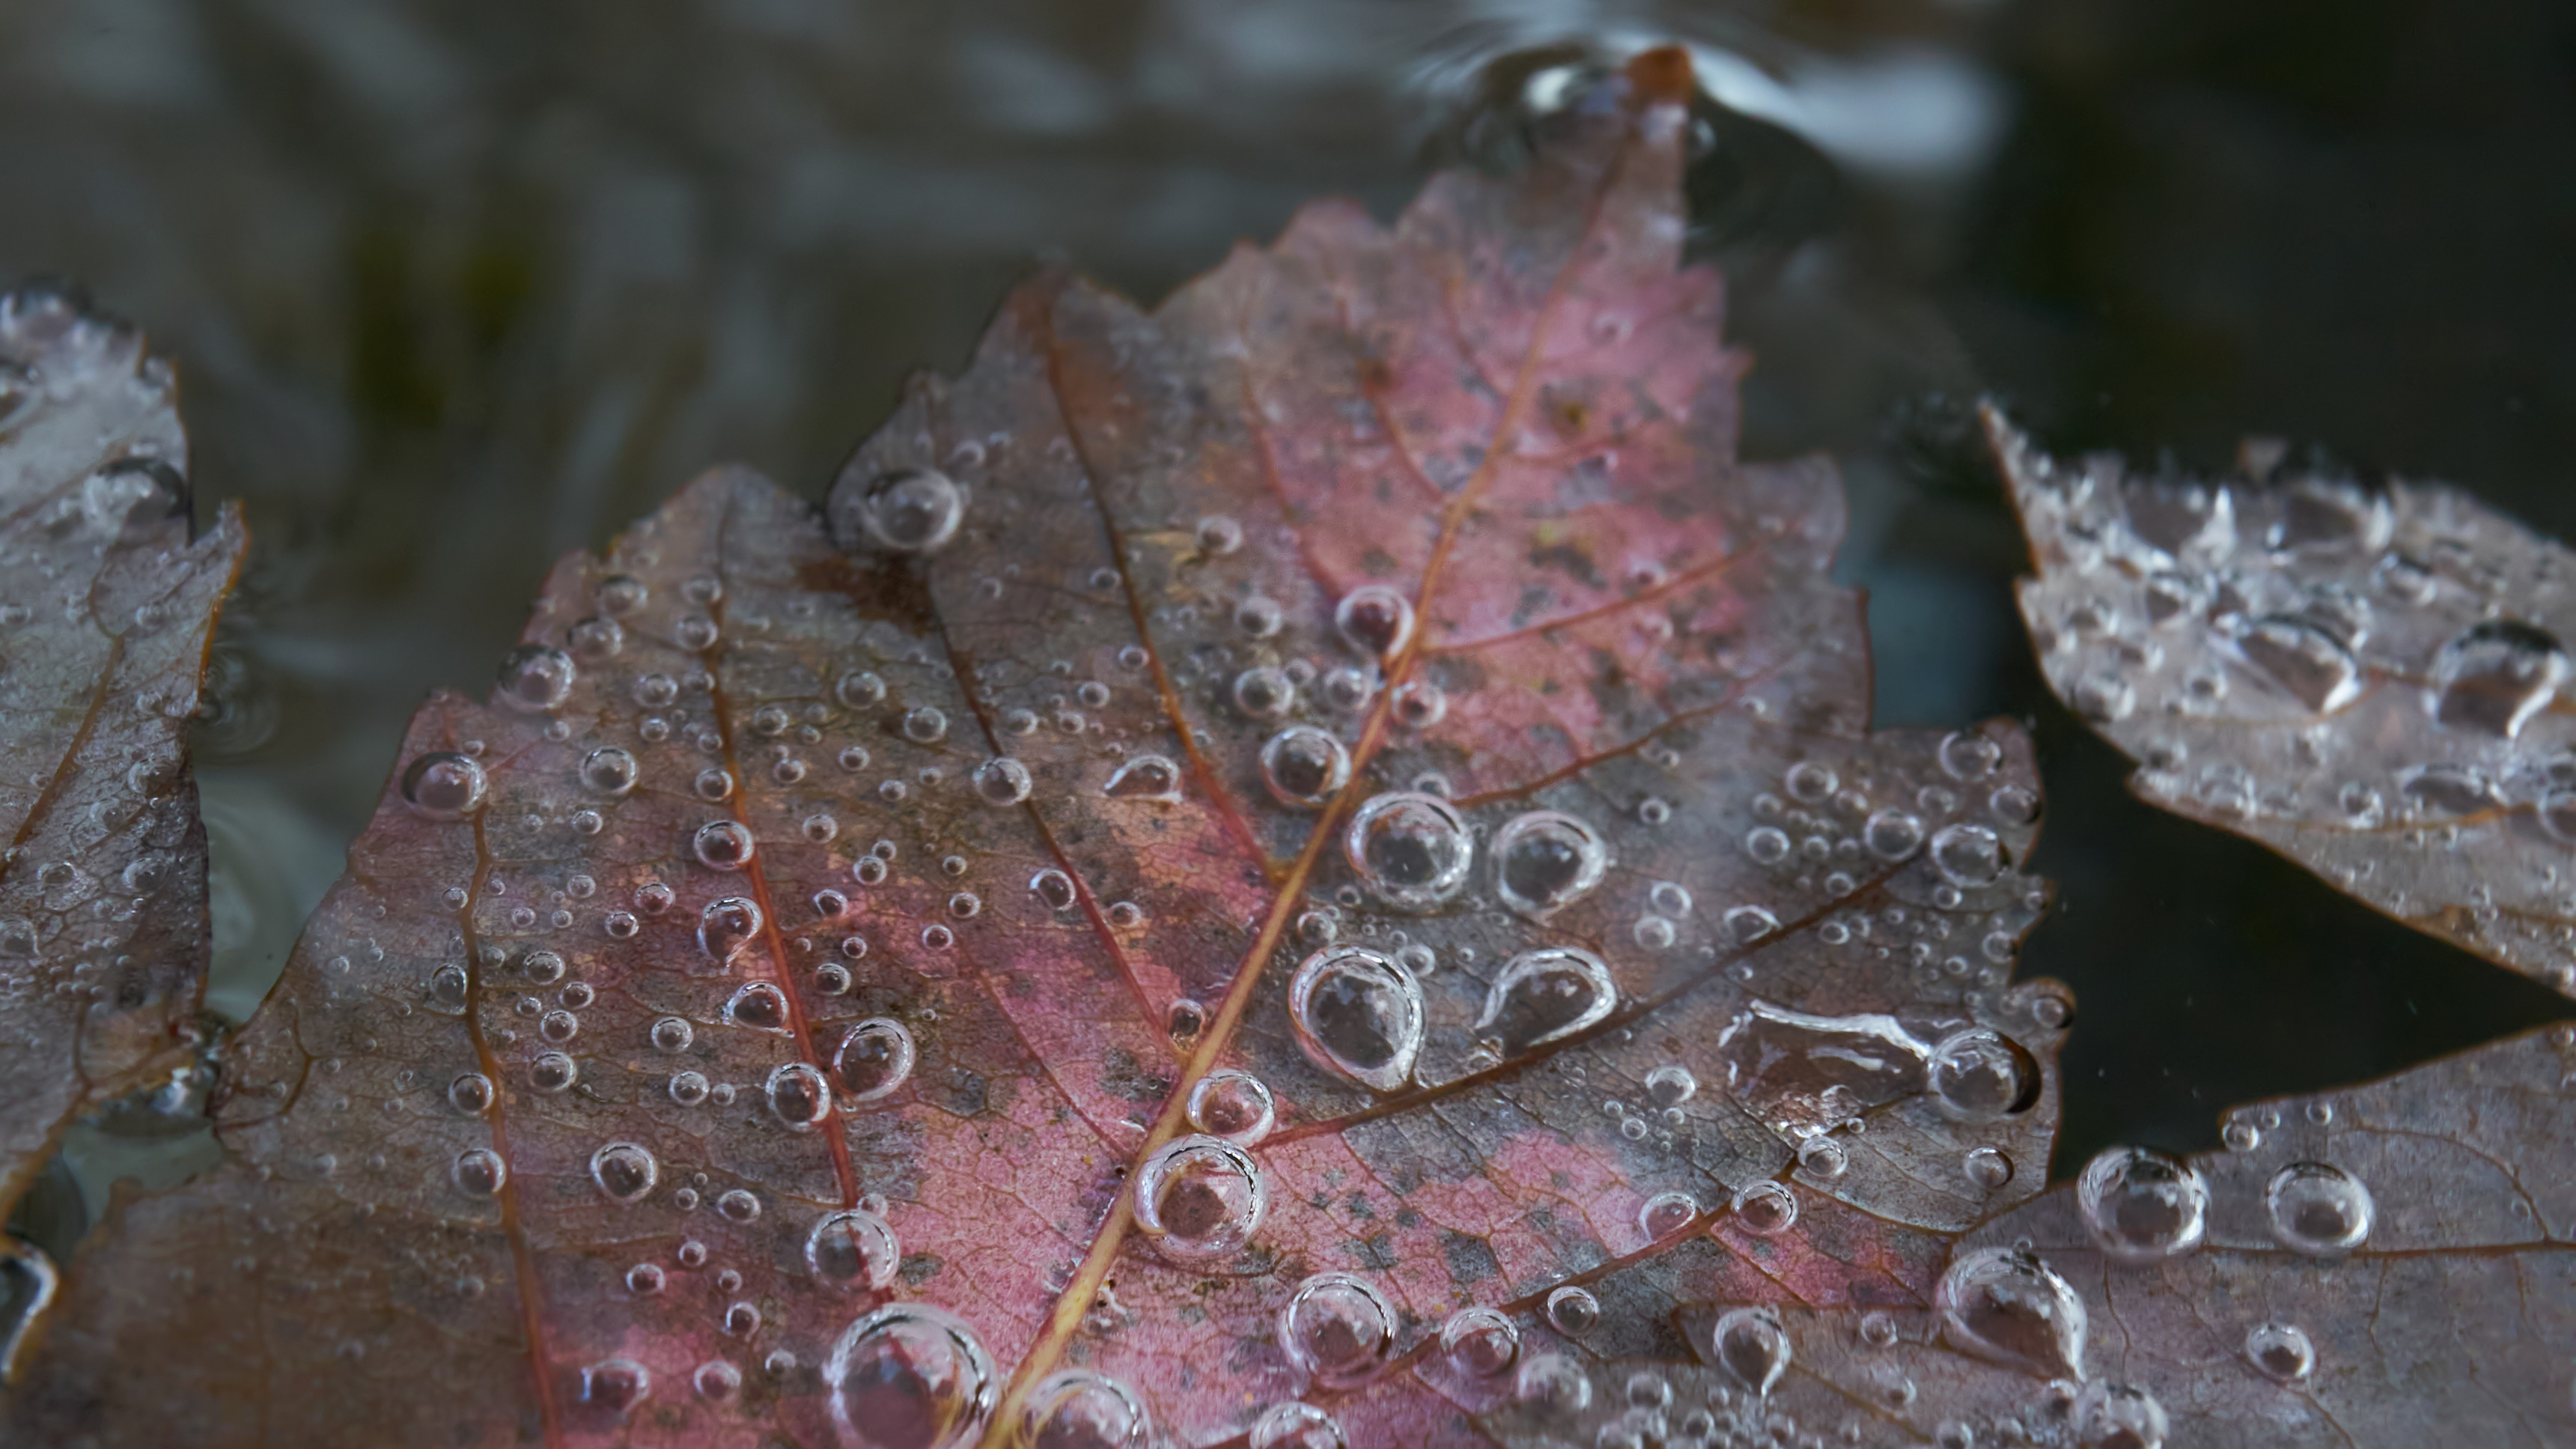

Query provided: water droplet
[700,896,765,959]
[693,1360,741,1402]
[1103,754,1183,802]
[1639,1191,1698,1238]
[1935,1247,2086,1379]
[972,757,1032,806]
[448,1072,494,1115]
[2233,617,2363,711]
[1723,905,1780,944]
[2072,1382,2167,1449]
[833,1018,918,1102]
[1928,824,2006,887]
[838,671,888,708]
[2265,1161,2373,1254]
[1543,1285,1600,1336]
[1231,666,1295,720]
[1437,1307,1518,1378]
[902,706,949,744]
[2076,1146,2208,1262]
[1492,810,1609,918]
[1940,731,2004,780]
[1258,726,1349,808]
[451,1147,506,1196]
[1963,1146,2014,1190]
[826,1304,996,1449]
[1341,791,1472,909]
[1730,1182,1798,1235]
[669,1072,710,1106]
[531,1052,577,1093]
[1030,869,1078,911]
[807,1206,901,1292]
[1235,596,1285,638]
[1864,809,1924,860]
[1514,1354,1591,1415]
[1644,1064,1696,1108]
[1249,1402,1345,1449]
[1187,1070,1276,1145]
[2243,1321,2315,1383]
[401,753,487,820]
[1334,585,1413,659]
[1288,947,1424,1092]
[1477,947,1615,1054]
[1744,826,1791,865]
[597,574,648,615]
[1797,1136,1850,1179]
[625,1263,665,1295]
[726,982,790,1032]
[765,1062,831,1127]
[1710,1307,1789,1397]
[1280,1272,1395,1388]
[1926,1028,2039,1120]
[2430,619,2568,738]
[1318,666,1374,711]
[496,645,576,711]
[841,467,966,553]
[581,1358,650,1413]
[575,746,638,796]
[718,1189,761,1223]
[590,1142,659,1204]
[693,820,755,871]
[1133,1134,1267,1263]
[2400,762,2504,815]
[1196,515,1244,555]
[1020,1370,1151,1449]
[1391,680,1446,729]
[675,615,719,651]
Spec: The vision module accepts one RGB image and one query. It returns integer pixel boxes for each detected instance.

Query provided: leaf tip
[1622,44,1696,109]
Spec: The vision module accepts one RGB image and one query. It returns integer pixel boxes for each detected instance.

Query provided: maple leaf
[0,286,246,1242]
[7,51,2076,1447]
[1991,406,2576,1001]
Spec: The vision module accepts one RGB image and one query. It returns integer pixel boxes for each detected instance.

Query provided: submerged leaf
[1993,405,2576,999]
[0,287,246,1221]
[1496,1023,2576,1445]
[11,53,2062,1445]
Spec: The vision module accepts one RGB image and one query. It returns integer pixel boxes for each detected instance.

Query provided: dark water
[1,0,2568,1235]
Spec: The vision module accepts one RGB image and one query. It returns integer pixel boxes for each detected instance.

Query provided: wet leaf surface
[1494,1023,2576,1446]
[0,288,246,1224]
[10,54,2071,1446]
[1994,406,2576,1000]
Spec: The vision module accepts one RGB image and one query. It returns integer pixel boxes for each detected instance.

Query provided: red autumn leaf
[8,52,2068,1446]
[0,288,246,1233]
[1991,406,2576,1000]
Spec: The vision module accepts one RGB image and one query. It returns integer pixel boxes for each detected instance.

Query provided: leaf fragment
[1993,404,2576,999]
[0,285,247,1221]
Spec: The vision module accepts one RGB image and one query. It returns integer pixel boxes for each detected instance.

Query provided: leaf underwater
[0,288,247,1232]
[54,45,2571,1448]
[1992,406,2576,1001]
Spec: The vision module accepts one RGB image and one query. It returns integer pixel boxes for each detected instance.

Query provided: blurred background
[3,0,2570,1230]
